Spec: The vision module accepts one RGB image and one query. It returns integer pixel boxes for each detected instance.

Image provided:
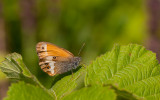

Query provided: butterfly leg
[71,69,74,78]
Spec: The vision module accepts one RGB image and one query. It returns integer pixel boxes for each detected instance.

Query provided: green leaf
[0,53,41,86]
[0,54,6,80]
[62,86,116,100]
[0,70,6,80]
[85,44,160,99]
[0,53,56,98]
[4,81,54,100]
[51,67,86,99]
[110,85,139,100]
[0,52,86,99]
[0,53,32,79]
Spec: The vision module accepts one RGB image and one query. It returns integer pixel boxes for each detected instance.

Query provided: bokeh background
[0,0,160,99]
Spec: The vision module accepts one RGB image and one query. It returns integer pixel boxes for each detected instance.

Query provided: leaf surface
[62,86,116,100]
[51,67,86,99]
[0,53,56,98]
[85,44,160,99]
[0,53,31,79]
[4,82,54,100]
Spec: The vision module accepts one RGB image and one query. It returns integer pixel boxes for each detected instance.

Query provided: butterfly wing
[54,57,81,75]
[36,42,75,76]
[36,42,74,59]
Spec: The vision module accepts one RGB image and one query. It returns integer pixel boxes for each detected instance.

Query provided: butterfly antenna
[78,43,85,56]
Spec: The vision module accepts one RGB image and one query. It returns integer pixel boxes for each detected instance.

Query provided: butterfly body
[36,42,81,76]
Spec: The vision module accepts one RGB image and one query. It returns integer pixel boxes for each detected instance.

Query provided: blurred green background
[0,0,160,99]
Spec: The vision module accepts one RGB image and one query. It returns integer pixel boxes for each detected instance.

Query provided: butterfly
[36,42,81,76]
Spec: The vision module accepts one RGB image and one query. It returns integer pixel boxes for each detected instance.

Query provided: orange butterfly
[36,42,81,76]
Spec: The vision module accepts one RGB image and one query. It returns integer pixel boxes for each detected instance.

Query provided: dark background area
[0,0,160,99]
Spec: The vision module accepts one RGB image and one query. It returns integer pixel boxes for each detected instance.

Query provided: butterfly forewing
[36,42,74,58]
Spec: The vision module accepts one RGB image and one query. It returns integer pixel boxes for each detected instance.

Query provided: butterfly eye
[47,67,50,69]
[75,62,78,66]
[53,56,56,59]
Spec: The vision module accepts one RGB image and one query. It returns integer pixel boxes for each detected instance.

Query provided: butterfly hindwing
[38,56,71,76]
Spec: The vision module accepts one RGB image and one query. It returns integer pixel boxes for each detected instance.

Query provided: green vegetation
[1,44,160,100]
[2,0,147,68]
[1,0,159,99]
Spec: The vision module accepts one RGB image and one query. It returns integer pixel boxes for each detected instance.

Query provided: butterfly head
[72,57,81,69]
